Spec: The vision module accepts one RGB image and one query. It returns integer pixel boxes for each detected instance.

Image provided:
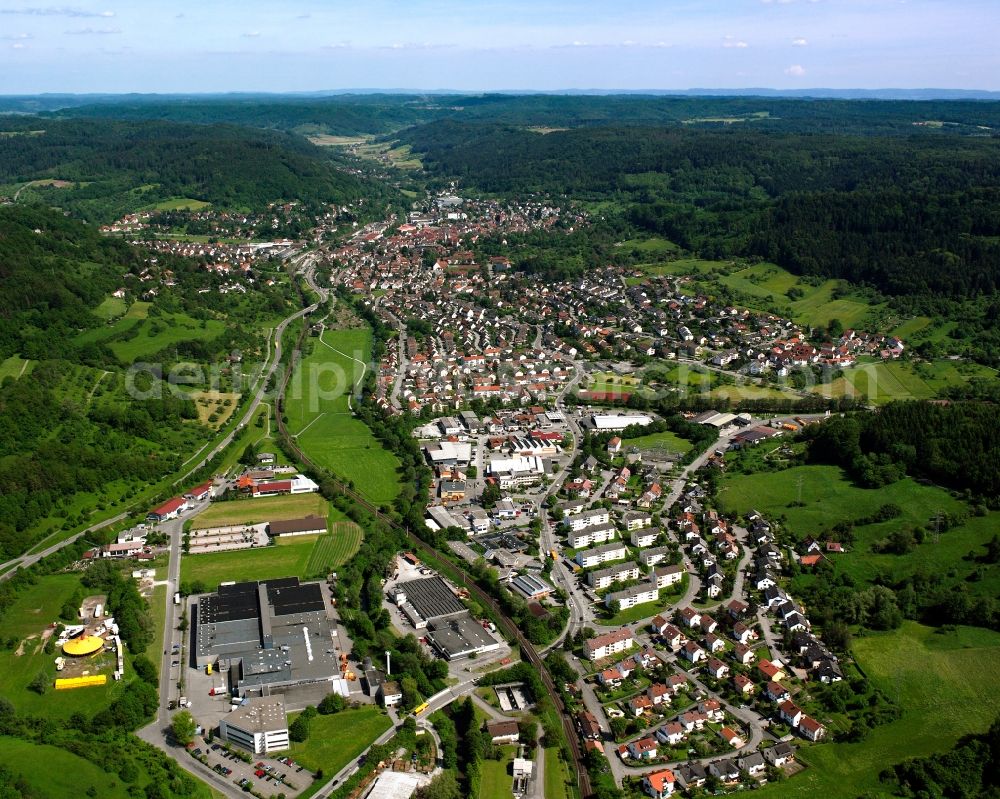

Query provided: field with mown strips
[284,325,401,505]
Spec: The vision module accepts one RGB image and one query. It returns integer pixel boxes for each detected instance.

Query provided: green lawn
[757,623,1000,799]
[624,429,693,454]
[544,746,572,799]
[285,326,401,505]
[480,745,516,799]
[182,538,314,585]
[191,494,330,529]
[287,706,393,776]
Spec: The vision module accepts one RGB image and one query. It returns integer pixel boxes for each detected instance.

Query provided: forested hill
[400,120,1000,298]
[0,204,135,360]
[42,93,1000,135]
[48,95,441,136]
[0,117,371,222]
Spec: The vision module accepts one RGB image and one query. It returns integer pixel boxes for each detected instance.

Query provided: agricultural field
[286,706,393,776]
[285,325,401,505]
[813,359,996,404]
[757,623,1000,799]
[306,521,363,574]
[190,493,330,529]
[718,463,1000,595]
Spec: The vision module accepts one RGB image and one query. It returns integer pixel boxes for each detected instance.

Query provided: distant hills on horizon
[2,87,1000,107]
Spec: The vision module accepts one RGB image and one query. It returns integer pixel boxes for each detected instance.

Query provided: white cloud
[1,32,32,39]
[241,31,261,38]
[11,42,26,49]
[65,26,120,34]
[1,7,113,16]
[792,37,808,46]
[785,64,807,76]
[723,36,749,48]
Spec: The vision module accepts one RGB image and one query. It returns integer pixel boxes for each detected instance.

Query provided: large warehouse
[194,578,344,698]
[390,576,501,660]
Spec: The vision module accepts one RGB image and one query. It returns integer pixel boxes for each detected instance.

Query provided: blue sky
[0,0,996,93]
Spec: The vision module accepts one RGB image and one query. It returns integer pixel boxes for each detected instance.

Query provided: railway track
[275,272,593,799]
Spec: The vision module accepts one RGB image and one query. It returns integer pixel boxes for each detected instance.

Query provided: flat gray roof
[397,577,466,621]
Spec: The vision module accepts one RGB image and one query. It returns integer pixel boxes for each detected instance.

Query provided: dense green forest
[804,402,1000,498]
[399,120,1000,298]
[0,117,370,222]
[39,93,1000,135]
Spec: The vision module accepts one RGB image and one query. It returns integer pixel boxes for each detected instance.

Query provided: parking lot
[188,735,315,797]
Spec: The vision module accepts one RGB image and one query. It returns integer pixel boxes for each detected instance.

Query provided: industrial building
[219,697,290,754]
[194,578,345,699]
[389,576,501,660]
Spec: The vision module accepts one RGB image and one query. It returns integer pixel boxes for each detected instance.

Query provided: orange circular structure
[62,635,104,657]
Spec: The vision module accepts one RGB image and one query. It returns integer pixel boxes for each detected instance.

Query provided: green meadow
[284,325,401,505]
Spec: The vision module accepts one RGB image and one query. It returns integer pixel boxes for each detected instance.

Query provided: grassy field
[813,359,996,404]
[623,429,693,455]
[718,464,1000,594]
[0,736,136,799]
[190,494,330,529]
[306,521,363,574]
[544,746,572,799]
[0,573,132,718]
[182,505,361,584]
[149,584,167,678]
[75,302,224,362]
[286,326,401,505]
[149,197,212,211]
[480,745,517,799]
[189,390,241,428]
[757,623,1000,798]
[0,354,33,381]
[94,295,128,320]
[181,538,317,585]
[287,706,393,776]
